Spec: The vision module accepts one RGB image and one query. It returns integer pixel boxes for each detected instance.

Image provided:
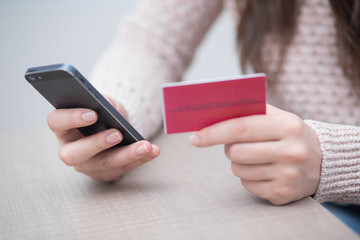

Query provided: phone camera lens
[29,76,36,81]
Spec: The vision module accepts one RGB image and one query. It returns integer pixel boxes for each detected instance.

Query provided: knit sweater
[90,0,360,203]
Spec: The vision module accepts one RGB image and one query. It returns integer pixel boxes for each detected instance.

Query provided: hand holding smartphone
[24,63,144,147]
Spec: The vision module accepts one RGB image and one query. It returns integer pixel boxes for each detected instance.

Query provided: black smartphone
[24,63,144,146]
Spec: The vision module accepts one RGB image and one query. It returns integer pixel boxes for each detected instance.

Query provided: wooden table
[0,128,358,239]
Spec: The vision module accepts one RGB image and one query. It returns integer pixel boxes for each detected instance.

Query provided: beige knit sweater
[90,0,360,203]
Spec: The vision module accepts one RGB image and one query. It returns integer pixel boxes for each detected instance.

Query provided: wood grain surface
[0,128,358,239]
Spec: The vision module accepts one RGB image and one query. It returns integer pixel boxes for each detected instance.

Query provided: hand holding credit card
[161,74,266,134]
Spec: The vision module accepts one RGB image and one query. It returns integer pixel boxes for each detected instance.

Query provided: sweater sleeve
[89,0,223,139]
[304,120,360,203]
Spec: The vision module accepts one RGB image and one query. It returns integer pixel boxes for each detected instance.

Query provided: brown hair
[236,0,360,84]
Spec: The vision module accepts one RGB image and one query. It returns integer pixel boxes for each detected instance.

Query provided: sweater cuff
[304,120,360,203]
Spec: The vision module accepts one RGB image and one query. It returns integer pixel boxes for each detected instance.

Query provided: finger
[225,141,282,164]
[74,141,159,172]
[242,178,299,205]
[59,129,123,166]
[190,107,302,147]
[240,179,273,201]
[231,163,274,181]
[189,115,281,147]
[47,108,97,136]
[85,151,158,182]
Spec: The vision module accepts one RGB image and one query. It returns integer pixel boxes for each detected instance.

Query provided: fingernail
[106,132,122,144]
[152,146,159,156]
[136,144,149,155]
[152,145,160,156]
[153,150,158,156]
[82,111,96,121]
[189,135,200,146]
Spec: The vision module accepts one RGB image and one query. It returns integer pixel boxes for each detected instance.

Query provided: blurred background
[0,0,239,133]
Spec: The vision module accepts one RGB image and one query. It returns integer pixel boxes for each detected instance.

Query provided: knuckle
[240,179,263,197]
[281,142,308,163]
[47,111,57,131]
[231,163,241,177]
[225,144,239,160]
[273,185,295,199]
[58,146,75,166]
[268,198,288,206]
[240,178,251,190]
[282,168,301,181]
[282,116,305,137]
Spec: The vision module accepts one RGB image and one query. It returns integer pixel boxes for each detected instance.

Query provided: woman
[47,0,360,206]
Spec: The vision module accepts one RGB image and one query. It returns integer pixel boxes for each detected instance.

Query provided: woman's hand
[189,104,322,205]
[47,96,159,182]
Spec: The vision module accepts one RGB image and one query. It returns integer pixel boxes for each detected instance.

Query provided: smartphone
[24,63,144,146]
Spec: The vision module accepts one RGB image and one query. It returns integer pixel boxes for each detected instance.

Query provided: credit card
[161,74,266,134]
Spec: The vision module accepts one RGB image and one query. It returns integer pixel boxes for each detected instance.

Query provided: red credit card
[161,74,267,134]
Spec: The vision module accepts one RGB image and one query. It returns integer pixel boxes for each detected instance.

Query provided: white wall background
[0,0,240,133]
